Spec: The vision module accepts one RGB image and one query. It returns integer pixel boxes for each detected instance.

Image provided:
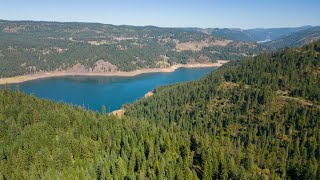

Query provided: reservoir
[14,67,216,112]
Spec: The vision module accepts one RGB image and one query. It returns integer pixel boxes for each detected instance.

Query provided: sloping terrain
[0,27,320,179]
[266,26,320,49]
[186,26,312,42]
[125,41,320,179]
[0,20,262,78]
[245,26,312,42]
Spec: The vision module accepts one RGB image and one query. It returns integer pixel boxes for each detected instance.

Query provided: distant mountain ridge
[183,25,320,51]
[183,26,315,42]
[265,26,320,48]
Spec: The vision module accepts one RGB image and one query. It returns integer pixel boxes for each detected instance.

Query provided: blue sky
[0,0,319,29]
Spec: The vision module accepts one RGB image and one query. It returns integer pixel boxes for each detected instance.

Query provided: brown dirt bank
[0,60,229,84]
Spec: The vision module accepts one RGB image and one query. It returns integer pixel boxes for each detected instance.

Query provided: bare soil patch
[175,40,232,52]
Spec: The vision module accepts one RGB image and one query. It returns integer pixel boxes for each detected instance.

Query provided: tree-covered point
[0,40,319,179]
[125,41,320,179]
[0,20,263,78]
[0,87,207,179]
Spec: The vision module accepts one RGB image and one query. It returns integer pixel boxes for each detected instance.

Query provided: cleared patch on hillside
[109,109,125,118]
[175,39,232,52]
[223,82,240,89]
[278,96,320,109]
[67,60,118,73]
[88,40,113,45]
[233,41,257,48]
[144,91,154,98]
[112,36,139,41]
[92,60,118,72]
[3,25,27,33]
[155,55,170,67]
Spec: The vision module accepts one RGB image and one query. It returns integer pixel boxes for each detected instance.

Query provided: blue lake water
[13,67,216,112]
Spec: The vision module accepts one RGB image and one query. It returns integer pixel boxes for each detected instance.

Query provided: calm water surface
[14,67,216,112]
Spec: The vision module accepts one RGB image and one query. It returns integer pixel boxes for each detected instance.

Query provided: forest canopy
[0,40,320,179]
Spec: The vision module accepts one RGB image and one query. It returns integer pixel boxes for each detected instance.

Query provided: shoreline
[0,60,228,84]
[110,89,155,118]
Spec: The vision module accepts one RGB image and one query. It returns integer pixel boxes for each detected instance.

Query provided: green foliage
[266,27,320,49]
[187,26,313,42]
[0,40,319,179]
[125,41,320,179]
[0,88,203,179]
[0,20,262,78]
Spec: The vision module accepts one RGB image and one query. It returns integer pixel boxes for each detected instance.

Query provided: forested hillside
[0,20,262,78]
[125,41,320,179]
[1,20,316,79]
[186,26,313,42]
[266,26,320,49]
[0,41,319,179]
[0,87,203,179]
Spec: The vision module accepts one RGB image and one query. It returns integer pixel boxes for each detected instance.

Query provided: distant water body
[13,67,216,112]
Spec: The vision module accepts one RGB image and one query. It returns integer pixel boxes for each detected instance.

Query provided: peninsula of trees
[1,41,319,179]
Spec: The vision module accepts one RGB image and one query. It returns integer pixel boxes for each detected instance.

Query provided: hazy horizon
[0,0,319,29]
[0,18,318,30]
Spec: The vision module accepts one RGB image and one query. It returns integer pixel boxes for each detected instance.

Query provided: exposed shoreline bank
[0,60,228,84]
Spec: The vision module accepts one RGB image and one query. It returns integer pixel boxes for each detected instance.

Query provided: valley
[6,66,216,112]
[1,41,319,179]
[0,1,320,178]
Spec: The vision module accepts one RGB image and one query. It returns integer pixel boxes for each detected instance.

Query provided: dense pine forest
[1,41,320,179]
[126,41,320,179]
